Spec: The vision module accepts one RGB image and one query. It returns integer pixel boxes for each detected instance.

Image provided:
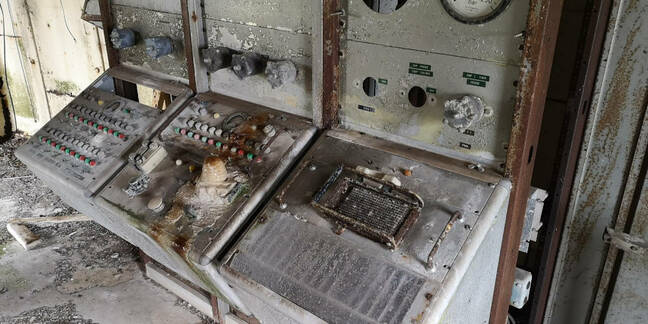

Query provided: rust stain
[565,18,642,267]
[412,292,434,323]
[191,11,197,22]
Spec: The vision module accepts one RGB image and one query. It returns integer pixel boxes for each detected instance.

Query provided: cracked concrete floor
[0,134,212,324]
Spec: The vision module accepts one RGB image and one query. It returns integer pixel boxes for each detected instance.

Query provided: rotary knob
[443,95,487,131]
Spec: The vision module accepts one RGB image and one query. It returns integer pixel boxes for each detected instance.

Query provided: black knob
[231,53,266,79]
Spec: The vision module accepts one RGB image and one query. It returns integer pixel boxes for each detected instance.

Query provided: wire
[60,0,77,43]
[0,2,17,129]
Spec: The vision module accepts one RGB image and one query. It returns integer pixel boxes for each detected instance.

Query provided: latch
[603,227,648,255]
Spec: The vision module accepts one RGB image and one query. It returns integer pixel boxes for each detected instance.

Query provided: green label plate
[409,69,433,77]
[409,62,431,71]
[467,79,487,87]
[463,72,490,82]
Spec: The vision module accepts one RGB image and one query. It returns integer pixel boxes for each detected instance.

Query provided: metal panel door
[603,165,648,323]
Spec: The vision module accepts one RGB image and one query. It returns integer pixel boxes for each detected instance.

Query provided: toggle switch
[232,52,267,79]
[110,28,138,49]
[201,47,236,72]
[144,37,175,59]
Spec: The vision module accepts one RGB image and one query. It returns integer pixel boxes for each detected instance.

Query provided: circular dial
[441,0,512,24]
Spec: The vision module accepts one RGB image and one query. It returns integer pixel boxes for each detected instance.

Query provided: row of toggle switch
[38,136,97,167]
[45,128,104,157]
[67,112,128,141]
[174,127,261,162]
[69,103,134,132]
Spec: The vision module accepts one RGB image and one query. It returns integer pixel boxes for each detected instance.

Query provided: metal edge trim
[198,262,252,315]
[423,179,511,323]
[325,128,503,184]
[107,65,193,97]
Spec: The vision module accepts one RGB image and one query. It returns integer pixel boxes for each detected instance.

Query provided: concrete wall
[0,0,107,135]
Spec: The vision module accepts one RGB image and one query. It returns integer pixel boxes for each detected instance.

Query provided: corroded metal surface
[312,165,423,248]
[99,0,119,67]
[602,153,648,323]
[545,0,648,322]
[489,0,565,322]
[223,131,508,323]
[112,5,188,79]
[180,0,196,92]
[321,0,341,128]
[339,1,529,167]
[202,0,314,118]
[528,0,613,322]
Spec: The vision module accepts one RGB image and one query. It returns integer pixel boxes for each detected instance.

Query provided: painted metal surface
[92,91,316,309]
[111,5,188,79]
[603,154,648,323]
[180,0,208,93]
[221,130,511,323]
[320,0,341,129]
[545,0,648,322]
[339,0,528,167]
[203,0,314,118]
[528,0,614,322]
[345,0,528,64]
[341,41,521,166]
[112,0,181,15]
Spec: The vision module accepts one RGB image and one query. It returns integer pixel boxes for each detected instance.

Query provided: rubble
[0,134,212,323]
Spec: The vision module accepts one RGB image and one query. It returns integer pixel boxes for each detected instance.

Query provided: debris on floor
[0,134,214,324]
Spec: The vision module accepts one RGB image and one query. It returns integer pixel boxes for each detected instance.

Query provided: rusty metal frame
[180,0,197,92]
[98,0,138,101]
[98,0,118,67]
[526,0,613,322]
[319,0,342,129]
[489,0,566,322]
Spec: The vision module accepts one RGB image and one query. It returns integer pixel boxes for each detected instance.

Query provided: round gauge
[441,0,512,24]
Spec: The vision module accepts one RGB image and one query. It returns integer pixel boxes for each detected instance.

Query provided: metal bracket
[603,227,648,255]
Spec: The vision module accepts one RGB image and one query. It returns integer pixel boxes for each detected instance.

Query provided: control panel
[96,93,316,265]
[15,74,167,196]
[340,0,530,167]
[110,0,187,79]
[202,0,313,117]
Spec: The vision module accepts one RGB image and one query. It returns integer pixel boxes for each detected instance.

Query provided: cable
[6,0,37,122]
[0,2,17,129]
[60,0,77,43]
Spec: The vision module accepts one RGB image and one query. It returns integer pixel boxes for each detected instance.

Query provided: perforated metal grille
[229,215,426,324]
[337,185,412,236]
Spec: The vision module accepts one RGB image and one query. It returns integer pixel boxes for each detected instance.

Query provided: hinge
[603,227,648,255]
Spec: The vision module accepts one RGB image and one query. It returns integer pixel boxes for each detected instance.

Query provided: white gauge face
[441,0,511,24]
